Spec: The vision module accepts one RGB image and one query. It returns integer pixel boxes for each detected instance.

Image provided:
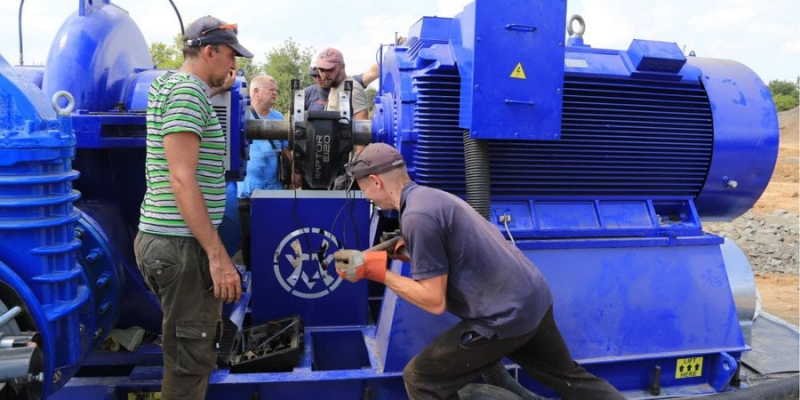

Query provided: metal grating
[214,105,229,133]
[410,73,714,198]
[412,69,466,192]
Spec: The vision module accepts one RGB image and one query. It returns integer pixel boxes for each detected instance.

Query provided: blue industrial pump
[0,0,782,399]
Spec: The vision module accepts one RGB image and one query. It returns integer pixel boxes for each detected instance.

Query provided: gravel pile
[705,210,799,275]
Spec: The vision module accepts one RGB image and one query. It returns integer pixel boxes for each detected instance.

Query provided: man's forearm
[383,272,446,315]
[171,176,225,260]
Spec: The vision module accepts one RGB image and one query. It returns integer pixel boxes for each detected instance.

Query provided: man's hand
[210,68,237,98]
[209,248,241,303]
[387,238,410,262]
[334,250,388,283]
[378,230,409,262]
[289,171,304,189]
[378,229,401,244]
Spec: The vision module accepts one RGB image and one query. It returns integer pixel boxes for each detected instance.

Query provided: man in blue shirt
[237,74,290,268]
[334,144,625,400]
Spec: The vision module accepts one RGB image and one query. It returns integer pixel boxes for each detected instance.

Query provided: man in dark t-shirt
[304,64,329,111]
[334,143,625,400]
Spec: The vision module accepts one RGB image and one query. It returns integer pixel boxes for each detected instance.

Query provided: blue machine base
[50,324,744,400]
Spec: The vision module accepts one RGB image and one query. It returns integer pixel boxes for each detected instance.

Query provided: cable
[167,0,185,37]
[500,215,516,246]
[330,174,358,247]
[17,0,25,65]
[290,185,312,256]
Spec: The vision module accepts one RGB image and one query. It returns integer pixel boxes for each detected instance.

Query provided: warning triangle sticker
[510,63,527,79]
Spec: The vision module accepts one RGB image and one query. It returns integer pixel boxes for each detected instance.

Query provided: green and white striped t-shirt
[138,72,226,236]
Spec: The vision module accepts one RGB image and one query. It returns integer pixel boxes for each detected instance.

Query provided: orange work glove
[333,250,388,283]
[387,238,410,262]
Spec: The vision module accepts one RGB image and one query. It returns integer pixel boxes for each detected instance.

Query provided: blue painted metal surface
[452,0,566,140]
[0,52,95,395]
[0,0,780,398]
[219,182,243,257]
[250,191,371,327]
[42,0,152,113]
[14,65,44,88]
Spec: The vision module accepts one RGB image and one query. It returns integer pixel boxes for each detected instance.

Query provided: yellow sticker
[128,393,162,400]
[675,357,703,379]
[510,62,527,79]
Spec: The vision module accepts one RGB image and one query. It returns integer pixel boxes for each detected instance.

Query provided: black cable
[290,185,312,254]
[349,195,362,249]
[17,0,25,65]
[167,0,185,37]
[329,177,356,247]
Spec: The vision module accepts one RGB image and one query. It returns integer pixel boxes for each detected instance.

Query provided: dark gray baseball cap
[346,143,406,179]
[184,16,253,58]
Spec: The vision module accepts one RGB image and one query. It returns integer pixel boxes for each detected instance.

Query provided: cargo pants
[403,306,626,400]
[134,231,222,400]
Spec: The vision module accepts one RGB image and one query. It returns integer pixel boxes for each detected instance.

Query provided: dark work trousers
[238,197,252,269]
[134,231,222,400]
[403,306,625,400]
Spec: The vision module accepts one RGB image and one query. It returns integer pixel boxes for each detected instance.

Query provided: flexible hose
[480,361,547,400]
[672,375,798,399]
[463,130,492,220]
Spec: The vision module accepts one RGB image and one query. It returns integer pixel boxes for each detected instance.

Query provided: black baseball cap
[346,143,406,179]
[184,16,254,58]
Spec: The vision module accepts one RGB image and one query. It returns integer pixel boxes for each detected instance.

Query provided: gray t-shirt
[303,77,367,114]
[400,182,553,339]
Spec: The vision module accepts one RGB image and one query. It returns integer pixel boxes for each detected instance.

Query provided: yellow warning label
[510,62,527,79]
[128,393,162,400]
[675,357,703,379]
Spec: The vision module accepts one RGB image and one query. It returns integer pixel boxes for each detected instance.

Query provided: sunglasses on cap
[202,23,238,35]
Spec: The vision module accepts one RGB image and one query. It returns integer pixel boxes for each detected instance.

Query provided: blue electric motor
[368,0,777,396]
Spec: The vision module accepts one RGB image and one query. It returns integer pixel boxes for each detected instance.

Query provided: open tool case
[219,315,304,373]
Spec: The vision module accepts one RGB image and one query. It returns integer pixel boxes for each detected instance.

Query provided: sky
[0,0,797,85]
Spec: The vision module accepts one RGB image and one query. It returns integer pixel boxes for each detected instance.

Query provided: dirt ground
[752,107,799,326]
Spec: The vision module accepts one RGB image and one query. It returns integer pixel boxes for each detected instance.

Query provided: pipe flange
[51,91,75,116]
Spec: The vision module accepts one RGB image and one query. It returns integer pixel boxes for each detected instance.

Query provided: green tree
[768,79,799,111]
[149,34,183,69]
[261,38,316,115]
[238,57,260,84]
[366,86,378,115]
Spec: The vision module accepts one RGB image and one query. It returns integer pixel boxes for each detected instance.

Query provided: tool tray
[220,315,304,373]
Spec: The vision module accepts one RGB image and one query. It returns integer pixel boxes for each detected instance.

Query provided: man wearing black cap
[134,15,252,400]
[334,143,625,400]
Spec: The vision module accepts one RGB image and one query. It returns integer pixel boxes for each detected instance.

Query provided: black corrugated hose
[462,130,492,220]
[672,375,799,399]
[479,361,547,400]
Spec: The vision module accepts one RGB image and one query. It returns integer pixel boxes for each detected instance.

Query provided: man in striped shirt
[134,15,253,400]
